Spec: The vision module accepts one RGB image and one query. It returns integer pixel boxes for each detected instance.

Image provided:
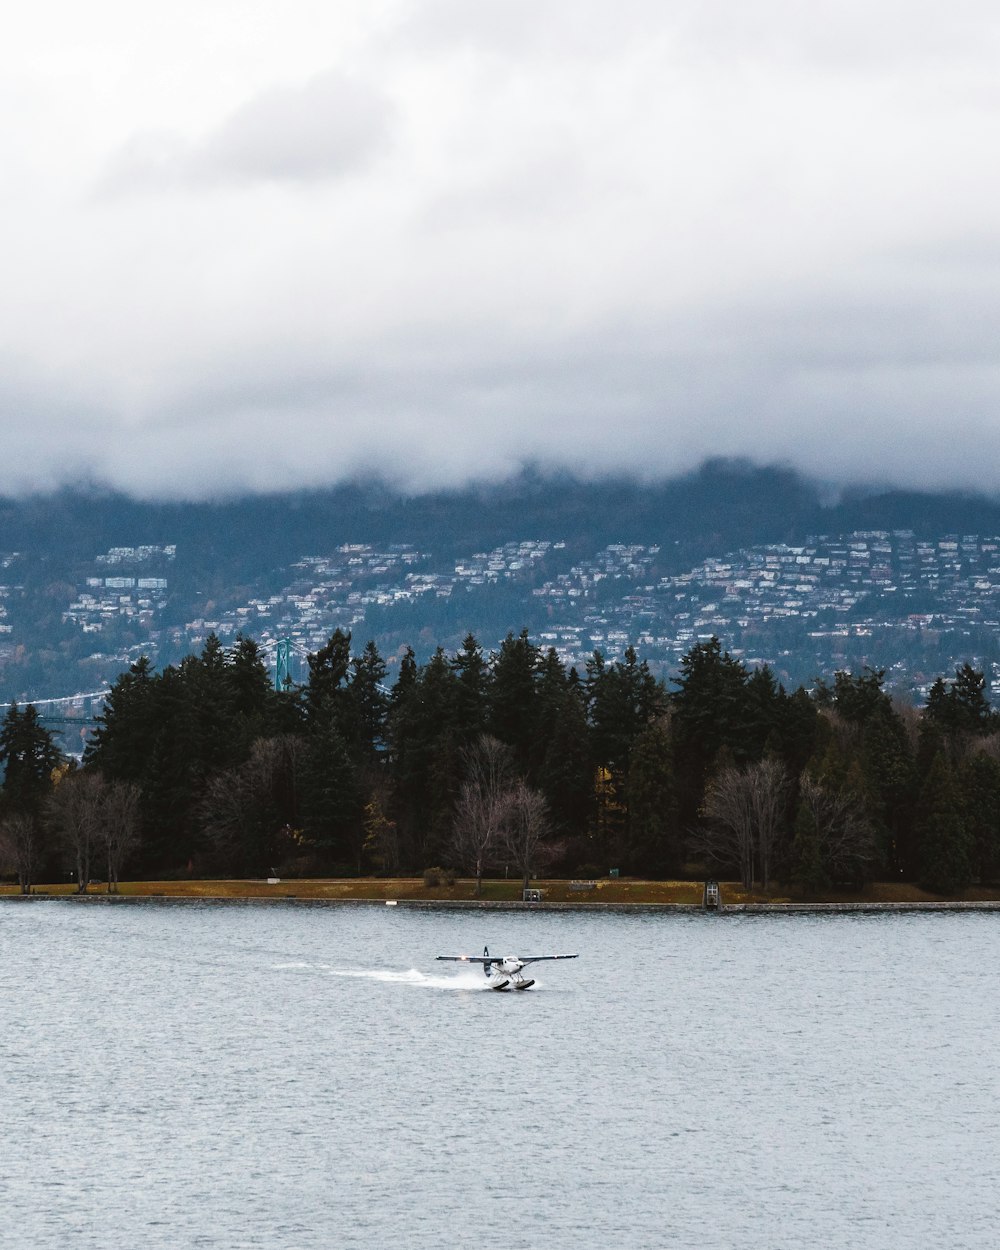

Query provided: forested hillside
[6,460,1000,703]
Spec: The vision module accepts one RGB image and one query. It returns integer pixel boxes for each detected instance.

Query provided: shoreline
[4,892,1000,914]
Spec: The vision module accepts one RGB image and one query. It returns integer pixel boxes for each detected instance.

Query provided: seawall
[4,893,1000,914]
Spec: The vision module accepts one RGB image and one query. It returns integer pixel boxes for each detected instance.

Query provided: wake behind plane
[436,946,578,991]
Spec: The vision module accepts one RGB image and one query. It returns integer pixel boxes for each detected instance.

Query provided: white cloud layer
[3,0,1000,497]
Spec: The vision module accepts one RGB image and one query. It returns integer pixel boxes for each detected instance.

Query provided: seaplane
[436,946,578,991]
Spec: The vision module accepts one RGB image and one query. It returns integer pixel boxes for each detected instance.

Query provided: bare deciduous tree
[501,779,555,892]
[201,736,302,875]
[46,769,106,892]
[750,758,787,891]
[101,781,140,893]
[0,812,43,894]
[797,774,876,884]
[451,735,515,896]
[202,764,262,866]
[695,758,788,890]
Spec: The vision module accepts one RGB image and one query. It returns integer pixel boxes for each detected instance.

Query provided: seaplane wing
[435,953,578,964]
[435,948,578,990]
[435,955,497,963]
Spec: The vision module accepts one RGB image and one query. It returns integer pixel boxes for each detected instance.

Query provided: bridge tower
[274,638,294,692]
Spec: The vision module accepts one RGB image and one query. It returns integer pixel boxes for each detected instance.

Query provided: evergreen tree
[627,719,679,874]
[226,633,288,746]
[670,637,749,824]
[924,664,995,738]
[85,655,157,781]
[534,652,593,839]
[347,640,389,765]
[791,791,825,893]
[385,647,423,866]
[958,752,1000,883]
[451,633,490,740]
[0,703,63,817]
[299,722,362,871]
[743,665,781,761]
[914,752,973,894]
[772,686,821,776]
[587,646,665,782]
[862,704,916,876]
[385,647,459,867]
[824,667,891,727]
[488,630,540,774]
[304,629,353,732]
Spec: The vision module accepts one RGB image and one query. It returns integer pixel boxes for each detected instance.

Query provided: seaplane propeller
[436,946,578,990]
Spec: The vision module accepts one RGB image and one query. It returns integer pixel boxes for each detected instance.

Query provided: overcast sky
[4,0,1000,498]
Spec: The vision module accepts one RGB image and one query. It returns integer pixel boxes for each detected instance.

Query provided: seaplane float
[436,946,578,990]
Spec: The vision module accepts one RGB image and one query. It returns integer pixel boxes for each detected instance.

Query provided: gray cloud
[101,70,394,192]
[3,1,1000,499]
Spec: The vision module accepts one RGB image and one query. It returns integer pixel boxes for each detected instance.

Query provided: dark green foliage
[958,752,1000,883]
[861,705,916,876]
[670,637,750,825]
[587,647,665,780]
[791,794,825,893]
[347,640,389,765]
[924,665,996,737]
[0,703,63,817]
[299,723,363,868]
[67,623,1000,892]
[385,646,459,867]
[488,630,541,775]
[743,665,782,760]
[915,752,973,894]
[772,687,821,776]
[627,720,678,874]
[789,771,876,891]
[534,653,593,838]
[586,646,667,867]
[451,634,490,740]
[85,656,157,780]
[814,667,891,726]
[86,634,295,872]
[304,629,353,731]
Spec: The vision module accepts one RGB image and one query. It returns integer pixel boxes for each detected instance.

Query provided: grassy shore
[4,877,1000,905]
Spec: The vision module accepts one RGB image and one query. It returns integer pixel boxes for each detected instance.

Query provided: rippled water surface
[2,902,999,1248]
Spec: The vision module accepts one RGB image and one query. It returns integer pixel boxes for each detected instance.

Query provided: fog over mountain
[5,2,1000,499]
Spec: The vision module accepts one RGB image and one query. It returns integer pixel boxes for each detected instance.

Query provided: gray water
[1,903,998,1249]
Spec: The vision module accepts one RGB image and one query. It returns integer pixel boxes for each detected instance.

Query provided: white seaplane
[436,946,578,991]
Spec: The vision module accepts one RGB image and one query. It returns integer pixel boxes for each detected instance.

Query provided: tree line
[1,629,998,895]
